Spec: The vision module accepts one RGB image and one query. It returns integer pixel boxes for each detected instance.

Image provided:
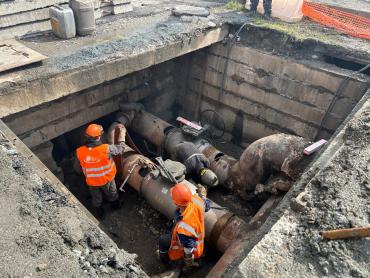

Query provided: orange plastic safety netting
[302,1,370,40]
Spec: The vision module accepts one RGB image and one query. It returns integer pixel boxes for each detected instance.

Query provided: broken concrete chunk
[290,197,307,212]
[208,21,217,28]
[36,263,48,271]
[172,5,210,17]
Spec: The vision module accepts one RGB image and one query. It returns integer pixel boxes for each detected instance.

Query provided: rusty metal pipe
[123,109,238,190]
[121,152,247,252]
[123,109,311,195]
[130,110,173,147]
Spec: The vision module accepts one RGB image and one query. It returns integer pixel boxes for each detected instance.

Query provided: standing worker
[248,0,272,20]
[76,123,126,219]
[159,183,210,272]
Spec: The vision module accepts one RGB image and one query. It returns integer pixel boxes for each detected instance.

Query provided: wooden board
[0,39,48,73]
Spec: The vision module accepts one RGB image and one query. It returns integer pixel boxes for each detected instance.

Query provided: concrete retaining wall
[3,60,177,148]
[183,43,369,142]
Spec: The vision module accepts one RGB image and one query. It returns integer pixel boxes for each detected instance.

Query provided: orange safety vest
[169,194,205,261]
[76,144,117,186]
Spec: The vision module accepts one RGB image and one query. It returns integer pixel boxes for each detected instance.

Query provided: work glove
[196,184,207,198]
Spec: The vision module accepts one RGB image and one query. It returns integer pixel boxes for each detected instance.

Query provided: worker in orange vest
[76,123,126,219]
[159,183,210,270]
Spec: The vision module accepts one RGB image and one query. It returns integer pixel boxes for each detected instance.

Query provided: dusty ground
[0,128,147,277]
[231,96,370,277]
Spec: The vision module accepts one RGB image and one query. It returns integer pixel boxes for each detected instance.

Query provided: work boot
[263,12,272,20]
[95,206,105,220]
[111,199,123,210]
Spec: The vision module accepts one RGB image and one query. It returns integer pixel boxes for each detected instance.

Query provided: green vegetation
[225,0,244,11]
[253,18,338,42]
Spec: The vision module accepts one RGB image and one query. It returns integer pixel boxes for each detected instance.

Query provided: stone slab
[0,7,50,28]
[172,5,210,17]
[0,0,66,16]
[0,19,51,39]
[0,39,48,73]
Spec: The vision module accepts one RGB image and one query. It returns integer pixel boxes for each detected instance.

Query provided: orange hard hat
[170,183,192,206]
[85,124,103,137]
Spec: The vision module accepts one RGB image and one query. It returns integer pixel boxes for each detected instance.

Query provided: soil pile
[0,130,147,277]
[235,99,370,277]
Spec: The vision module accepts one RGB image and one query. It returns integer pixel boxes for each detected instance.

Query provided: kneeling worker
[76,123,126,218]
[159,183,210,270]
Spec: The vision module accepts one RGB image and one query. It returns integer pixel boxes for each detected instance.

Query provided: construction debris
[322,227,370,240]
[172,5,210,17]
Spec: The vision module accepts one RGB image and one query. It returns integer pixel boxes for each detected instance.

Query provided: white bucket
[245,0,304,22]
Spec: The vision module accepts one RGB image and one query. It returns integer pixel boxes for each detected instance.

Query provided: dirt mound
[234,98,370,277]
[0,130,146,277]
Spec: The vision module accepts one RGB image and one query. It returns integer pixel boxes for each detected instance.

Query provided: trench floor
[59,159,222,276]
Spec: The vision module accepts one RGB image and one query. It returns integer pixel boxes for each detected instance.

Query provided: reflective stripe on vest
[84,163,115,178]
[168,195,206,261]
[76,144,117,186]
[82,163,112,173]
[192,196,205,211]
[177,221,200,238]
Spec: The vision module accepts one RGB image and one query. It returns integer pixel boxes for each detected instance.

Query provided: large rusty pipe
[123,110,236,189]
[120,151,247,253]
[130,110,173,147]
[125,110,311,195]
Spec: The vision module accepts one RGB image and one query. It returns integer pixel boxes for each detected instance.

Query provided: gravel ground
[0,129,147,277]
[233,97,370,277]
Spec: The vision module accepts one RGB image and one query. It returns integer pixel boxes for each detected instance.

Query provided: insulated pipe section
[129,110,172,147]
[120,152,247,253]
[121,108,237,190]
[119,109,219,187]
[193,138,237,187]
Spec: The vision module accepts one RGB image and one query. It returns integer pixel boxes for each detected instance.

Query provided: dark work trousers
[159,234,172,264]
[250,0,272,15]
[89,179,118,208]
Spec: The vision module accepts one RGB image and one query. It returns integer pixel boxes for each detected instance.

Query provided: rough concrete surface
[233,98,370,277]
[0,128,147,277]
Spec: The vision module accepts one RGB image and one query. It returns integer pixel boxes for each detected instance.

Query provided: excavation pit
[0,2,369,276]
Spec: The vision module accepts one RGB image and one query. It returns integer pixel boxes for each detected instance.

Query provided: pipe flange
[208,212,234,248]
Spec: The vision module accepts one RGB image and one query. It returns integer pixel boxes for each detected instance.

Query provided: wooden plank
[0,39,48,73]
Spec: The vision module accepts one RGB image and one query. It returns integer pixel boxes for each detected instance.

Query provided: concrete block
[0,7,50,28]
[208,44,369,100]
[201,70,342,130]
[0,26,229,118]
[4,65,173,136]
[98,2,133,16]
[6,74,134,135]
[111,3,133,14]
[21,98,121,148]
[198,97,284,142]
[206,53,362,117]
[196,82,320,139]
[0,0,66,16]
[0,20,50,39]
